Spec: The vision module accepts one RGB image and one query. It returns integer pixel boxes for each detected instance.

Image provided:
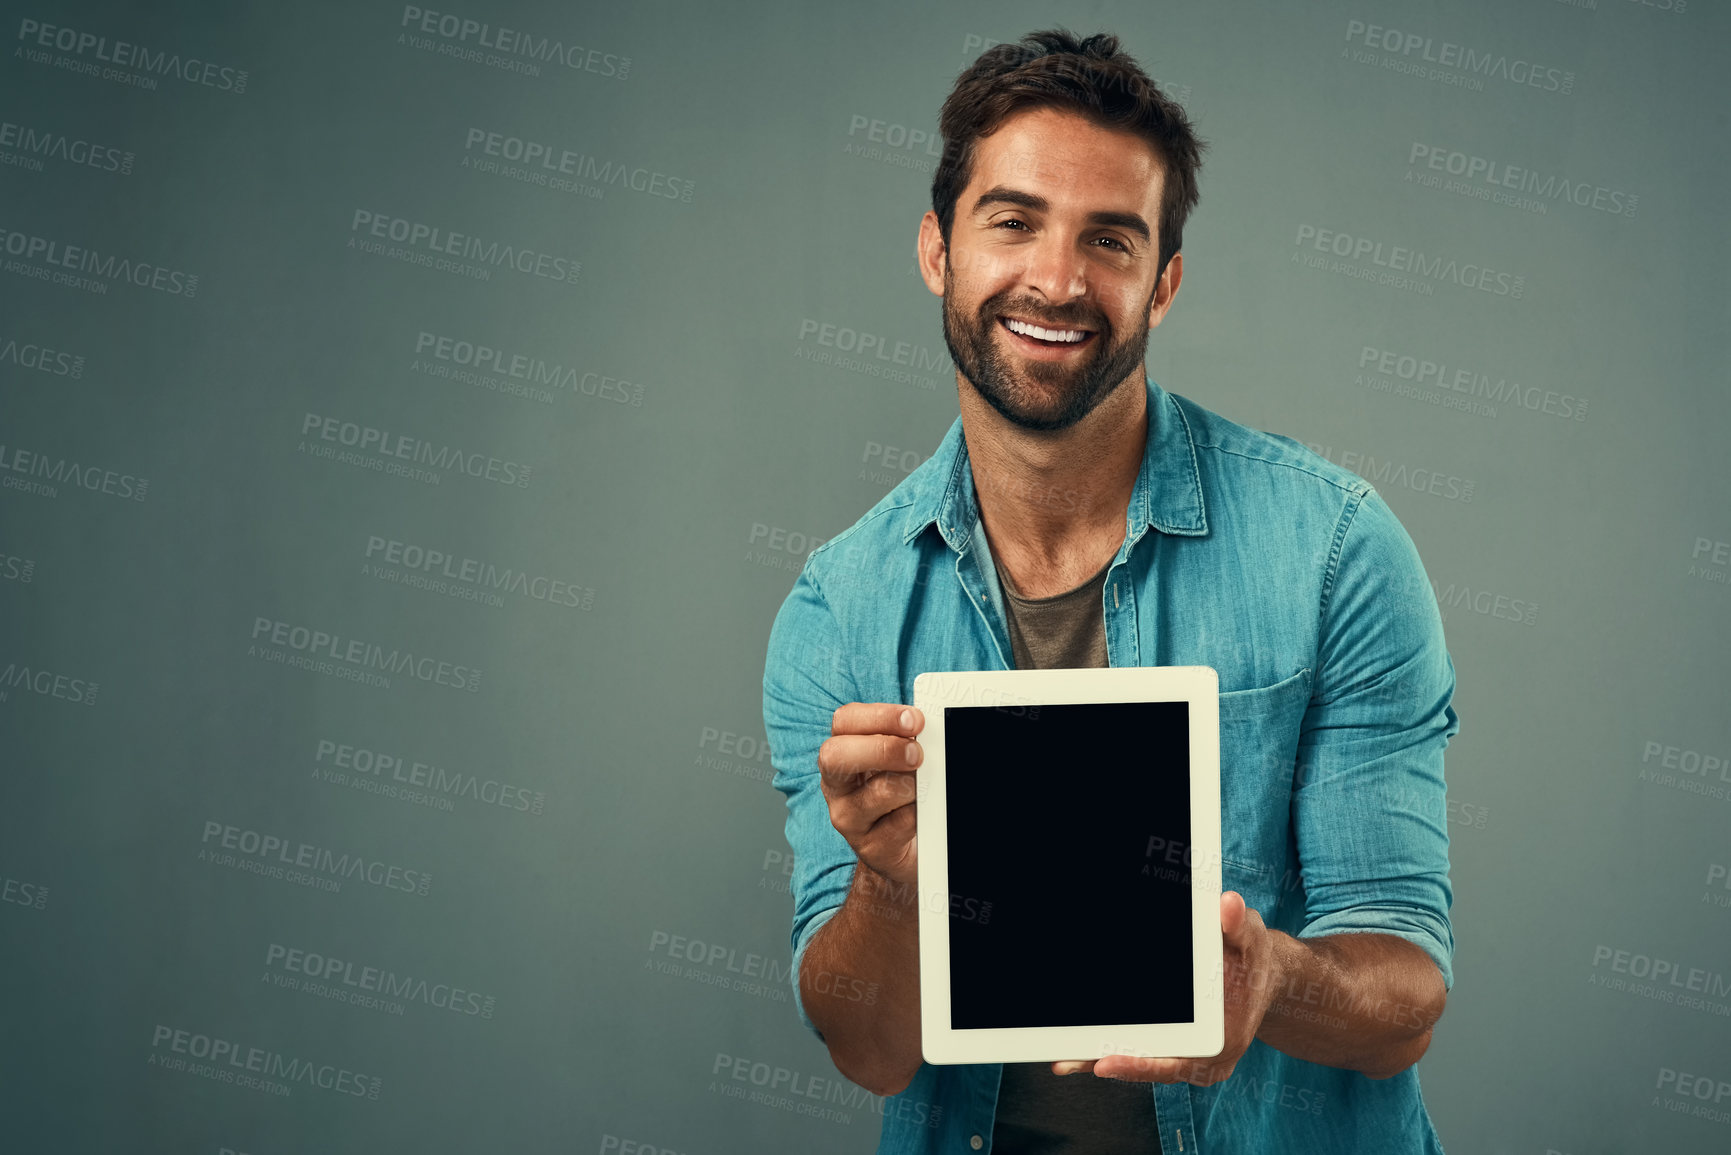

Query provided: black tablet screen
[944,699,1194,1029]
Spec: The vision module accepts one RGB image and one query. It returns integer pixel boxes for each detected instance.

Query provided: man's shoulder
[801,428,957,592]
[807,492,908,558]
[1166,388,1371,501]
[800,486,926,603]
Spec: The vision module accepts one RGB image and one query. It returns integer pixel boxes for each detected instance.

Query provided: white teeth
[1004,317,1088,344]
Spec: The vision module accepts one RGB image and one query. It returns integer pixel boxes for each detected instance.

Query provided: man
[763,28,1458,1155]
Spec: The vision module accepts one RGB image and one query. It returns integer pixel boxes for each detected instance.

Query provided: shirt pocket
[1216,667,1313,915]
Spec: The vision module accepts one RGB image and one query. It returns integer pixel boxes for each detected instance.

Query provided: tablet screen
[944,699,1194,1030]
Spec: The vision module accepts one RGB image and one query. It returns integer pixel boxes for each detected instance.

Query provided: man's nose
[1017,235,1088,307]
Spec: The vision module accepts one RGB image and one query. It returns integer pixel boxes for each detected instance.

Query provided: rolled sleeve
[1294,489,1460,991]
[762,563,862,1039]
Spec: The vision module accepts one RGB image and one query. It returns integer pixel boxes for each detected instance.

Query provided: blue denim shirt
[763,377,1458,1155]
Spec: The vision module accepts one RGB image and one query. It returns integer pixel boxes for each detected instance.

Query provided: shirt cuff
[791,904,845,1039]
[1296,903,1454,992]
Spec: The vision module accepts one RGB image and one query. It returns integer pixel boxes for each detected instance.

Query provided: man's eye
[1093,237,1128,252]
[993,219,1030,231]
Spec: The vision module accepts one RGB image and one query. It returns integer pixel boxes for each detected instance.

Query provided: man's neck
[958,372,1148,599]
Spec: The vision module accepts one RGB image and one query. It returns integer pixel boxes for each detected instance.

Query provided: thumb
[1220,890,1247,943]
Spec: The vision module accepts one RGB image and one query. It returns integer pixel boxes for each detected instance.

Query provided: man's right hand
[818,704,924,888]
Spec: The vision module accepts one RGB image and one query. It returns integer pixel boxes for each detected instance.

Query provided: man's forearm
[801,863,922,1097]
[1254,931,1447,1079]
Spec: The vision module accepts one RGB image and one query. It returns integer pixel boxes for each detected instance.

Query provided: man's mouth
[999,316,1096,348]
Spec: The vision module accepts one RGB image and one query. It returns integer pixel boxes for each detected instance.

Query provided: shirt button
[970,1136,983,1150]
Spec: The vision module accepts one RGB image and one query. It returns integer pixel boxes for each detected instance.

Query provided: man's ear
[1147,251,1183,329]
[917,211,947,296]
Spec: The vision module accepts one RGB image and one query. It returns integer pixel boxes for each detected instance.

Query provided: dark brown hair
[932,29,1204,280]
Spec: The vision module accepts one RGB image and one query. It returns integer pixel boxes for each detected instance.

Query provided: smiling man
[764,28,1460,1155]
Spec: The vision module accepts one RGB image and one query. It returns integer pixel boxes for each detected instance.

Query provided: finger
[1092,1054,1230,1085]
[1091,1054,1170,1082]
[1220,890,1246,941]
[817,733,921,784]
[859,796,917,848]
[831,702,924,737]
[858,771,920,815]
[830,778,918,842]
[1052,1060,1096,1076]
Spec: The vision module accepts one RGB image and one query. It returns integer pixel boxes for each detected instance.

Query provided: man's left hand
[1052,891,1280,1085]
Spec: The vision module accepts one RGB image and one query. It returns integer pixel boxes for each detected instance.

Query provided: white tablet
[911,665,1223,1065]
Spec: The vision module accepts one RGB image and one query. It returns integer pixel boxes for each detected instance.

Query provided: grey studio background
[1,0,1727,1152]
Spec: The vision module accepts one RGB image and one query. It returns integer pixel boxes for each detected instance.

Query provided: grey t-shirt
[987,551,1161,1155]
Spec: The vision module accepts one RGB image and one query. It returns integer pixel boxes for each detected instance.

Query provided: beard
[940,260,1153,433]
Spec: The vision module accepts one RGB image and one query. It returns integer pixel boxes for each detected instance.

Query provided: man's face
[922,106,1178,433]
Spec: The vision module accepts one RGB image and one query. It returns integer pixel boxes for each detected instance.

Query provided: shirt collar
[900,376,1208,552]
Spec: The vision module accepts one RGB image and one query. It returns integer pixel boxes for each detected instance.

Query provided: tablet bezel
[912,665,1223,1065]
